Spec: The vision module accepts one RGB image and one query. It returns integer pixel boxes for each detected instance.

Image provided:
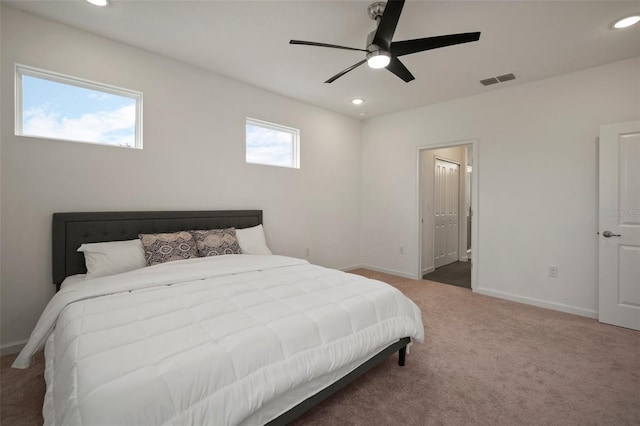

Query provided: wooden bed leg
[398,346,406,366]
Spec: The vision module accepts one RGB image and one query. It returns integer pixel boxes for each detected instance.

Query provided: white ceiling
[5,0,640,119]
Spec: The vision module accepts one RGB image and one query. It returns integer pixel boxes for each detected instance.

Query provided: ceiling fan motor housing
[366,24,389,68]
[367,2,387,21]
[366,30,377,49]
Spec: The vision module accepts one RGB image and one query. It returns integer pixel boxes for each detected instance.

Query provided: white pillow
[236,225,272,255]
[77,239,147,280]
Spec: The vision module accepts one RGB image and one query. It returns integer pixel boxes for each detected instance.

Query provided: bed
[13,210,424,425]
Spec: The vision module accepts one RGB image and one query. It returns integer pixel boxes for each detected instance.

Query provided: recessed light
[351,98,364,105]
[613,15,640,29]
[86,0,109,6]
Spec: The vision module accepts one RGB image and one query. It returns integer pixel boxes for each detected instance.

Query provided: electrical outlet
[399,246,405,255]
[548,266,558,278]
[305,248,310,257]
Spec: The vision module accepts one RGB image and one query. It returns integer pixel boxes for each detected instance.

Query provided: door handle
[602,231,622,238]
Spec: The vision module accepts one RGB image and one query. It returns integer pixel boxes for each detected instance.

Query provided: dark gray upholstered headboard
[52,210,263,287]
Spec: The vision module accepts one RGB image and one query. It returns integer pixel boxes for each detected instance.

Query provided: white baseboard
[322,264,597,319]
[1,339,28,356]
[475,287,598,319]
[422,266,434,275]
[358,264,418,280]
[339,264,364,272]
[320,264,418,280]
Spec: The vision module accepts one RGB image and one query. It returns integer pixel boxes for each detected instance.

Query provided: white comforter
[15,255,424,425]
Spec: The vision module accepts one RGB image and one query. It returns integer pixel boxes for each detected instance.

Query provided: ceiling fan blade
[290,40,368,53]
[386,56,414,83]
[372,0,405,51]
[391,32,481,57]
[325,60,367,83]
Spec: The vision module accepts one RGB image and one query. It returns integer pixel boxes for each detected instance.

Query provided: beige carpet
[2,269,639,425]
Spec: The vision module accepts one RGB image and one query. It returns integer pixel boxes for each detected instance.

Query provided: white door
[599,121,640,331]
[434,159,459,268]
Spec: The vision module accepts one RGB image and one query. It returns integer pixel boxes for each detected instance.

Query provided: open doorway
[417,141,478,290]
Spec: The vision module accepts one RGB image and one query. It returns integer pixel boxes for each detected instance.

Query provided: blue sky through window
[246,123,296,167]
[21,74,137,147]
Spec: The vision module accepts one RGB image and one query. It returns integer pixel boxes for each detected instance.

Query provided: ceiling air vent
[497,73,516,82]
[480,77,499,86]
[480,73,516,86]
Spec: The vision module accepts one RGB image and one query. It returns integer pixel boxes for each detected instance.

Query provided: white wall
[361,57,640,317]
[0,7,362,351]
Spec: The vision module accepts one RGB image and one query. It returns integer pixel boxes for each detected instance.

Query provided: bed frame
[51,210,410,424]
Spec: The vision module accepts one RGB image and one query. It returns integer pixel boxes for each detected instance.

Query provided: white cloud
[246,145,293,167]
[246,126,294,166]
[23,104,136,147]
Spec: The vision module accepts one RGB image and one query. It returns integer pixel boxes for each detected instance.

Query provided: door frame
[416,139,479,291]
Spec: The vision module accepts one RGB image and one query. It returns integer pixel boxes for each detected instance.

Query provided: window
[15,64,142,149]
[246,118,299,168]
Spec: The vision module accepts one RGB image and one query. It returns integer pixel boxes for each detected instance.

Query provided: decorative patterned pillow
[191,228,242,257]
[138,231,198,266]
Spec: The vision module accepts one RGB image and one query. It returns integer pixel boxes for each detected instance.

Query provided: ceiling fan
[290,0,481,83]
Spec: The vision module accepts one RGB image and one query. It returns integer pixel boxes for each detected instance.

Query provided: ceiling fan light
[366,51,391,69]
[613,15,640,29]
[85,0,109,6]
